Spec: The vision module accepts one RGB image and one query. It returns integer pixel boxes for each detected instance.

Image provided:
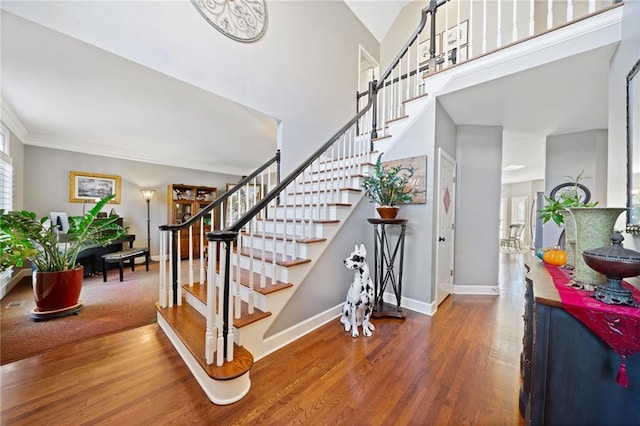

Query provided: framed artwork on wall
[382,155,427,204]
[445,20,468,51]
[69,171,121,203]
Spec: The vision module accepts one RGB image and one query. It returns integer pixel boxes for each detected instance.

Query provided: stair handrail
[209,81,375,238]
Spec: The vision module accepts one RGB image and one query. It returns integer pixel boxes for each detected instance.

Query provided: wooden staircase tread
[235,246,311,267]
[240,230,326,244]
[372,135,391,142]
[182,283,277,328]
[404,92,428,103]
[209,266,294,294]
[387,114,409,124]
[155,302,253,380]
[182,283,273,327]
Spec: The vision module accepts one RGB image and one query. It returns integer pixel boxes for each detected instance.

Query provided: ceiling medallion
[191,0,267,42]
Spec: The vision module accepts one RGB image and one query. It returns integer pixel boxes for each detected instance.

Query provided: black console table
[521,260,640,425]
[367,218,407,318]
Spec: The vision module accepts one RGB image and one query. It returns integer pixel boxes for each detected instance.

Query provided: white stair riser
[272,205,340,221]
[294,176,363,192]
[255,220,329,239]
[289,190,360,205]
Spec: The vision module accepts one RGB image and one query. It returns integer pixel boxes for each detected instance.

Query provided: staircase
[155,91,430,404]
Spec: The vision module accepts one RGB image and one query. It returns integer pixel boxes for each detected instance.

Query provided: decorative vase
[568,207,625,288]
[376,206,399,219]
[559,210,577,268]
[32,266,84,312]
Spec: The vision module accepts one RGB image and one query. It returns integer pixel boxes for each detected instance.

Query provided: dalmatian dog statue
[340,244,376,338]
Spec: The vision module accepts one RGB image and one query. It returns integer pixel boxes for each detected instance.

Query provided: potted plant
[538,171,598,226]
[0,195,126,319]
[362,153,414,219]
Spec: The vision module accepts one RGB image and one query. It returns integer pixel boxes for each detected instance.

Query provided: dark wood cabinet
[167,184,217,259]
[521,262,640,425]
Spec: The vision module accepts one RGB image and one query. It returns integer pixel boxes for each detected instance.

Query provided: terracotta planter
[32,266,84,312]
[377,206,399,219]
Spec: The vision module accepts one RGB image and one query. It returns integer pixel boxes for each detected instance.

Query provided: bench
[102,248,150,282]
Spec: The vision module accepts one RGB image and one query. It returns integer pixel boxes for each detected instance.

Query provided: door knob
[439,237,446,242]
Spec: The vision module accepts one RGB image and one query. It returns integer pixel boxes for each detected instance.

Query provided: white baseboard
[257,304,343,362]
[453,285,499,295]
[381,292,436,316]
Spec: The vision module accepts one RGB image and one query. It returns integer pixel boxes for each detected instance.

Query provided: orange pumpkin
[543,249,567,266]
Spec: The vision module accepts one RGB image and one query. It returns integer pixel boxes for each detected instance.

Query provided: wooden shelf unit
[167,184,217,259]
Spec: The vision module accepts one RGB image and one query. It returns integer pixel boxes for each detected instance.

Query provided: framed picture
[225,183,263,226]
[445,20,468,51]
[382,155,427,204]
[418,34,441,62]
[69,171,121,204]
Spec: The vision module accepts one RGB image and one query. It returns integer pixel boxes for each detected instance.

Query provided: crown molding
[0,101,28,142]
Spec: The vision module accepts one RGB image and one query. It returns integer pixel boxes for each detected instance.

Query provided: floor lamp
[140,189,156,250]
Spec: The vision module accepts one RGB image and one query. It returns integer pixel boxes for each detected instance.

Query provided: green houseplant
[538,171,598,226]
[362,153,414,219]
[0,195,127,317]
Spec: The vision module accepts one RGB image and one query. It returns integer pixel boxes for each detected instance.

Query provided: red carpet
[1,262,159,364]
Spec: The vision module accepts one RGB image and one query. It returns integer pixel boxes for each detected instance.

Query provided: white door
[358,45,379,105]
[435,148,456,306]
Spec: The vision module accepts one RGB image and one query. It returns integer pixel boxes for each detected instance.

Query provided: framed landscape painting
[69,171,121,204]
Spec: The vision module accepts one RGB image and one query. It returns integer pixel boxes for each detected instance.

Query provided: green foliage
[362,153,414,206]
[538,171,598,226]
[0,195,127,272]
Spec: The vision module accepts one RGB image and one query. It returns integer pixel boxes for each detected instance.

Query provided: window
[0,125,13,212]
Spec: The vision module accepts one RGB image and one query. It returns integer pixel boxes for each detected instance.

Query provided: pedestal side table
[367,218,408,318]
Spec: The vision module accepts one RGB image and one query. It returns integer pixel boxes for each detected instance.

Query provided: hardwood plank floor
[1,252,527,425]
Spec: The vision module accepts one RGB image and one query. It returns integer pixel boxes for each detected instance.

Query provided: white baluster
[566,0,573,22]
[482,0,488,53]
[456,0,461,62]
[512,0,518,43]
[588,0,595,14]
[216,245,225,367]
[497,0,503,47]
[235,232,241,319]
[205,239,215,365]
[188,225,194,286]
[529,0,535,36]
[444,0,449,68]
[159,230,167,307]
[547,0,553,30]
[199,217,205,284]
[469,0,474,59]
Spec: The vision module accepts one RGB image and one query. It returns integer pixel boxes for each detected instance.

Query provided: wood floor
[1,253,528,425]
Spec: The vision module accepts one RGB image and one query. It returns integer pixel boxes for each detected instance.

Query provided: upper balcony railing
[357,0,620,138]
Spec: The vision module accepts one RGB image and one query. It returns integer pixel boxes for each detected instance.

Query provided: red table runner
[544,264,640,387]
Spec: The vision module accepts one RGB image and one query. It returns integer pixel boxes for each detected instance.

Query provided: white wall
[24,146,239,257]
[543,129,609,247]
[454,125,503,293]
[609,0,640,250]
[2,1,379,175]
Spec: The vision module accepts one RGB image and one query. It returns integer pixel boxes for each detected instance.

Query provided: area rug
[1,262,160,365]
